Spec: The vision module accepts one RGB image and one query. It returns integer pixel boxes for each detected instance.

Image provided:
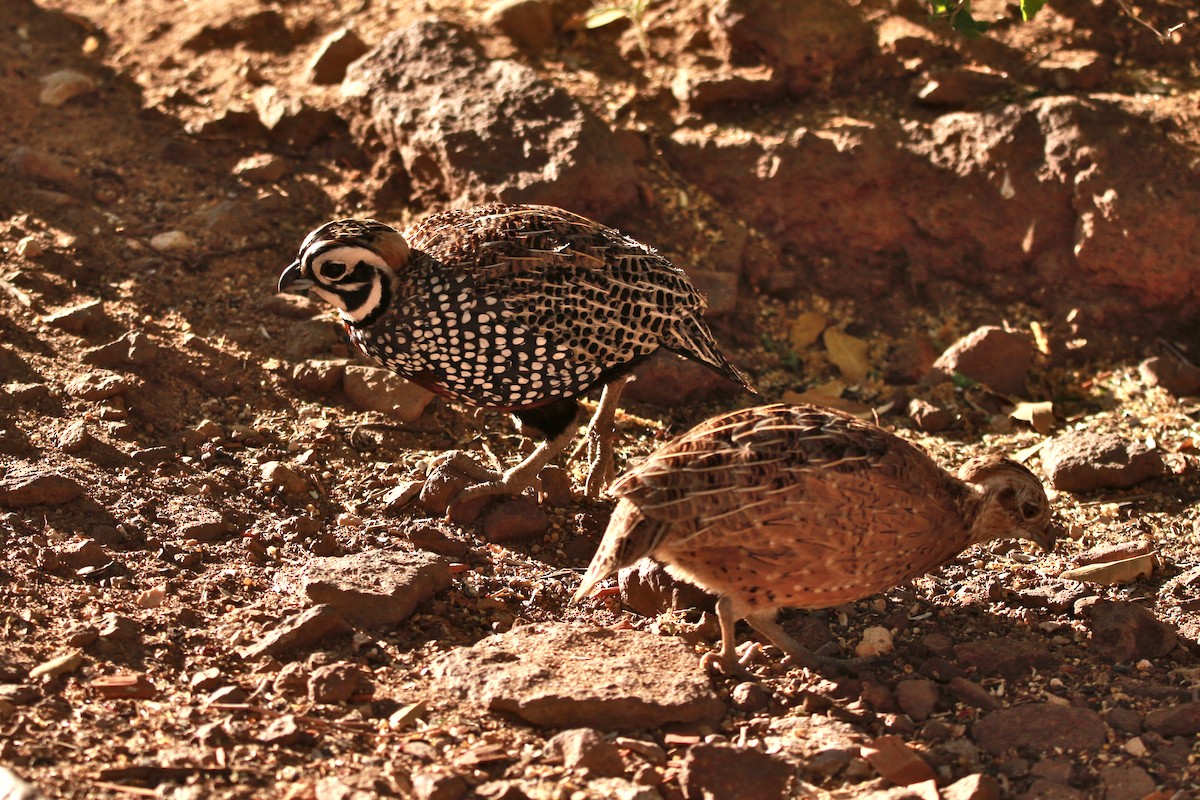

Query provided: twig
[1114,0,1185,41]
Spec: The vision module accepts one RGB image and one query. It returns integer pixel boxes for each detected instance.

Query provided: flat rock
[240,604,352,659]
[342,365,435,422]
[924,326,1034,396]
[291,360,347,394]
[953,637,1057,681]
[65,372,133,401]
[276,550,451,628]
[430,622,724,729]
[1083,600,1175,661]
[678,743,793,800]
[0,470,84,508]
[1144,701,1200,737]
[44,301,105,334]
[618,559,716,618]
[1041,430,1165,492]
[342,20,636,218]
[971,703,1107,755]
[82,331,160,368]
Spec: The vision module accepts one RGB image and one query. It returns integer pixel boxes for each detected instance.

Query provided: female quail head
[574,403,1058,672]
[277,203,755,509]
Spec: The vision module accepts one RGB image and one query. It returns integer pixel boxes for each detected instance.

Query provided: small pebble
[40,69,96,106]
[149,230,196,253]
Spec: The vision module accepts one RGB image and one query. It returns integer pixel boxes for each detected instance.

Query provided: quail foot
[277,204,754,513]
[574,403,1059,674]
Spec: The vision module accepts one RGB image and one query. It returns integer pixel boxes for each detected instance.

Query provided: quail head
[277,203,754,511]
[574,403,1058,673]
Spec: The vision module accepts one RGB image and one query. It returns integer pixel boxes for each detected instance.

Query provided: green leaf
[951,8,991,36]
[584,7,631,29]
[1020,0,1047,21]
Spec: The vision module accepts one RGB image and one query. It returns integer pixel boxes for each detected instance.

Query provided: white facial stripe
[341,279,383,323]
[306,245,388,281]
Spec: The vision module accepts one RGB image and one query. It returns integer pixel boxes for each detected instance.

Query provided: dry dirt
[2,1,1200,799]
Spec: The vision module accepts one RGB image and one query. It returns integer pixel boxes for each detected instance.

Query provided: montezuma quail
[574,403,1058,672]
[277,203,754,507]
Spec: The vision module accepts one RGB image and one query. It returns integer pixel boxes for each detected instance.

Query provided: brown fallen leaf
[789,311,827,350]
[1010,400,1056,434]
[1060,553,1157,585]
[824,328,871,384]
[29,650,84,680]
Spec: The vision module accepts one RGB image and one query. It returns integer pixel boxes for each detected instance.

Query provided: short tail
[669,316,756,394]
[573,499,657,602]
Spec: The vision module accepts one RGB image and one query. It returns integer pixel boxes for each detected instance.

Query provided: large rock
[1040,431,1165,493]
[709,0,873,96]
[664,96,1200,323]
[343,20,637,218]
[1084,600,1176,662]
[430,623,724,729]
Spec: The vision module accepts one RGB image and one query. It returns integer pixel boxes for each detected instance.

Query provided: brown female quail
[574,403,1058,672]
[276,203,754,507]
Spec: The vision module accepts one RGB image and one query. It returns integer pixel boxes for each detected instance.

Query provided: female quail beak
[1030,522,1061,553]
[277,260,312,295]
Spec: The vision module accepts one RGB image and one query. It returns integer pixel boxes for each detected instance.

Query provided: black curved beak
[277,260,312,295]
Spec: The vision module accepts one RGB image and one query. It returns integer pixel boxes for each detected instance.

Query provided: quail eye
[1021,501,1042,520]
[319,261,348,281]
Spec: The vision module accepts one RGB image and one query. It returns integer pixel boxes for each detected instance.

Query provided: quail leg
[583,377,630,499]
[746,612,876,673]
[699,596,762,675]
[449,423,579,513]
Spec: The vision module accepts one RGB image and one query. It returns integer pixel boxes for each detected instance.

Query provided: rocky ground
[2,0,1200,798]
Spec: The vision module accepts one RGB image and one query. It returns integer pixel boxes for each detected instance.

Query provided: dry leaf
[788,311,827,350]
[1010,401,1056,434]
[1060,553,1157,585]
[824,328,870,384]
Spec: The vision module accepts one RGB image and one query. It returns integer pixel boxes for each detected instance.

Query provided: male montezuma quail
[277,203,754,506]
[574,403,1058,672]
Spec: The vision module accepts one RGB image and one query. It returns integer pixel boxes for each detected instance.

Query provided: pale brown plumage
[574,403,1058,671]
